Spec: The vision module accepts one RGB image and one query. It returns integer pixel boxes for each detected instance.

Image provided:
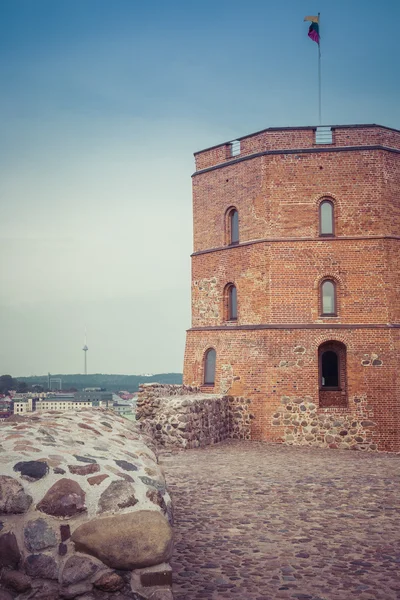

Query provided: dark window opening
[204,348,216,385]
[321,350,339,388]
[227,285,237,320]
[318,341,347,408]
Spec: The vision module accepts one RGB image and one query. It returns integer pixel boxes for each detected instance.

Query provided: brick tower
[183,124,400,452]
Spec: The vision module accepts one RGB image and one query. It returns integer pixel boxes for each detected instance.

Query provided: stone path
[160,441,400,600]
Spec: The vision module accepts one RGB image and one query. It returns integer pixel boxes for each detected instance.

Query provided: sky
[0,0,399,377]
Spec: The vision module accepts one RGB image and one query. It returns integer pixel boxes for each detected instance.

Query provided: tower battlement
[194,124,400,172]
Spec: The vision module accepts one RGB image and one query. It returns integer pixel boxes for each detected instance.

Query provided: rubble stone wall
[0,410,174,600]
[136,384,252,449]
[271,395,378,450]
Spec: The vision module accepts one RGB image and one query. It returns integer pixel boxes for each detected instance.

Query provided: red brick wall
[191,239,398,326]
[192,150,398,252]
[185,125,400,451]
[184,328,400,451]
[194,125,400,171]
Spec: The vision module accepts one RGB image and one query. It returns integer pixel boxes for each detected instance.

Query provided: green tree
[0,375,16,394]
[16,381,28,393]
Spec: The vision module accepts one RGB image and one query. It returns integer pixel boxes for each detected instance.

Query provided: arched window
[321,280,336,315]
[318,341,347,407]
[204,348,216,385]
[225,284,237,321]
[319,200,334,236]
[228,208,239,245]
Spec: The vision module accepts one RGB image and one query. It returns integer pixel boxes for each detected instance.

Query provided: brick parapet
[194,125,400,171]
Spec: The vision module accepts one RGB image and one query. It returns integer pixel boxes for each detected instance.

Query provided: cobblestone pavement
[160,441,400,600]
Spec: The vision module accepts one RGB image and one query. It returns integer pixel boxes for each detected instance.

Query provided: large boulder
[71,510,173,569]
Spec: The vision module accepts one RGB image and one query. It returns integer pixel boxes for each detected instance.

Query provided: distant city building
[13,395,91,414]
[36,395,92,412]
[75,391,113,407]
[12,398,35,414]
[9,391,136,418]
[112,402,133,415]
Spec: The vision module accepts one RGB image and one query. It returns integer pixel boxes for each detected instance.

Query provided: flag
[304,15,320,44]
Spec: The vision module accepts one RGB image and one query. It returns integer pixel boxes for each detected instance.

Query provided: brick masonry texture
[136,384,252,449]
[184,124,400,452]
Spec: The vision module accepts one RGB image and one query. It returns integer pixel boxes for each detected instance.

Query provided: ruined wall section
[136,384,252,449]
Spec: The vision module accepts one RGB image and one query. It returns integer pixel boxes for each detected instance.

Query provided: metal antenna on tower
[83,329,88,375]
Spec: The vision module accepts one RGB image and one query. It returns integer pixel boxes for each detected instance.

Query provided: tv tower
[83,329,88,375]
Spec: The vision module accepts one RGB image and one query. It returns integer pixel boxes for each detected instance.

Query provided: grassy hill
[17,373,183,393]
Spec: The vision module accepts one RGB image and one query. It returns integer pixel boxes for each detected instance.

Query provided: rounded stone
[146,488,167,513]
[87,474,109,486]
[24,518,57,551]
[68,463,100,476]
[139,476,165,491]
[60,581,93,599]
[93,570,124,591]
[24,553,58,579]
[61,555,100,585]
[54,467,66,474]
[0,532,21,568]
[71,510,173,569]
[294,346,306,354]
[114,459,138,472]
[37,478,86,517]
[73,455,97,464]
[0,570,31,592]
[0,475,32,514]
[13,461,49,480]
[98,480,138,513]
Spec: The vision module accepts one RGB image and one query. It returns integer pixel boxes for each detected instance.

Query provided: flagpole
[318,12,321,125]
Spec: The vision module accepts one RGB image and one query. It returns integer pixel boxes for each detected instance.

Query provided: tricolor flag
[304,15,320,44]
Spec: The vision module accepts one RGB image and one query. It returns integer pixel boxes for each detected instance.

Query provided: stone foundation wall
[271,395,378,450]
[136,384,252,449]
[0,410,174,600]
